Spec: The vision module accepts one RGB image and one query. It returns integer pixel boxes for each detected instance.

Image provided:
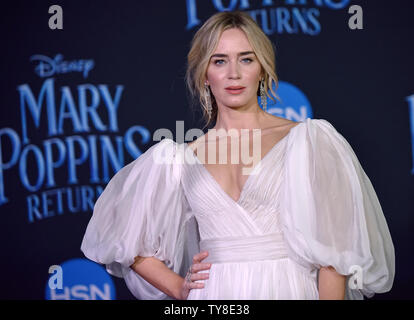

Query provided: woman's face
[206,28,262,110]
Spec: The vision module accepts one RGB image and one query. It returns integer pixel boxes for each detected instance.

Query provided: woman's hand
[179,251,211,300]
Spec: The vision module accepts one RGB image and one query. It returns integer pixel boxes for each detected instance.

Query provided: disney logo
[30,54,94,78]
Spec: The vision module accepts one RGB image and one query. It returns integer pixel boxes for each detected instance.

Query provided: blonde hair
[185,11,280,129]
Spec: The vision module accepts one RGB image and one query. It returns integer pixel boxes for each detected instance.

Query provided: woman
[81,11,395,300]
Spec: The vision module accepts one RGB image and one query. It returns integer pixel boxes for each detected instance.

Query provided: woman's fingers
[186,251,211,292]
[192,251,208,264]
[191,263,211,273]
[190,272,210,281]
[192,251,211,272]
[189,282,204,289]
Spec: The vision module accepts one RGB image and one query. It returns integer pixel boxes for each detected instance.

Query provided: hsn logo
[260,80,313,121]
[45,258,116,300]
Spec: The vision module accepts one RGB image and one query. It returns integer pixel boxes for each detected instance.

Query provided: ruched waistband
[199,232,289,264]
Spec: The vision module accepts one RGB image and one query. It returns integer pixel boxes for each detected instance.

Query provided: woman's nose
[227,61,241,79]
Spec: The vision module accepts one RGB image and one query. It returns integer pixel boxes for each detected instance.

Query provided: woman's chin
[220,99,251,109]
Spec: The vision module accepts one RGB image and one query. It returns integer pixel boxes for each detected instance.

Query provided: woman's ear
[260,71,265,80]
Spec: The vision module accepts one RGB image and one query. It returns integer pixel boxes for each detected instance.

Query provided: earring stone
[204,83,212,118]
[260,79,267,112]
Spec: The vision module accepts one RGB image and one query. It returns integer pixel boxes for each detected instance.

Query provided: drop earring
[260,78,267,113]
[204,82,212,118]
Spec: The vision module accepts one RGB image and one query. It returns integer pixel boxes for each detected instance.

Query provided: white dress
[80,118,395,300]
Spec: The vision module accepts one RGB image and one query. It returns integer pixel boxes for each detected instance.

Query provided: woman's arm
[130,256,184,300]
[318,266,346,300]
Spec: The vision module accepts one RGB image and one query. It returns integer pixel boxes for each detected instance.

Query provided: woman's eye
[213,59,225,65]
[212,58,252,65]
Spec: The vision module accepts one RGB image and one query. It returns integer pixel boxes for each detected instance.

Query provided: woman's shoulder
[283,117,340,135]
[116,138,182,176]
[107,138,185,193]
[261,115,305,136]
[263,114,297,128]
[142,137,186,161]
[185,117,340,150]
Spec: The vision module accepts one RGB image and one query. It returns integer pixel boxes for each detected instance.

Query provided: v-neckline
[185,121,303,205]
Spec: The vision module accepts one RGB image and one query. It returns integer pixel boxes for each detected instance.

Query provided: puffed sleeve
[80,138,198,299]
[281,118,395,300]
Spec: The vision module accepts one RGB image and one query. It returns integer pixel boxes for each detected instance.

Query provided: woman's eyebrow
[211,51,256,58]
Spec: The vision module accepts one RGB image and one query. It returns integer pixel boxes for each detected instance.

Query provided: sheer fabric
[81,139,196,299]
[81,118,395,300]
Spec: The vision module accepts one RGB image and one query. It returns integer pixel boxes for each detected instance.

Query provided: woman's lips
[225,87,246,94]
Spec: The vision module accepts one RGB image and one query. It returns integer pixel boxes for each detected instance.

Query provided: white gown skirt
[186,233,319,300]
